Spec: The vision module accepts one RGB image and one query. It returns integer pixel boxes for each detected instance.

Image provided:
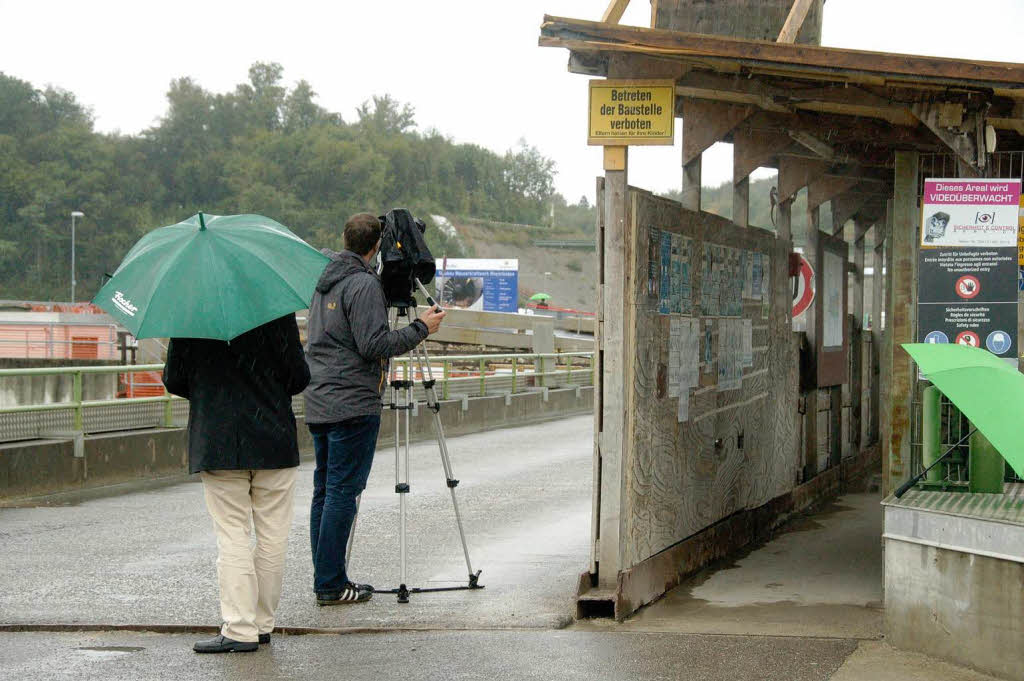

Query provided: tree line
[0,62,591,301]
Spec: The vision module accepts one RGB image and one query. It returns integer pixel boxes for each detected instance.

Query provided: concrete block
[885,540,1024,681]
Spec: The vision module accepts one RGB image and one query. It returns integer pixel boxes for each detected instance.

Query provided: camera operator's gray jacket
[303,249,428,425]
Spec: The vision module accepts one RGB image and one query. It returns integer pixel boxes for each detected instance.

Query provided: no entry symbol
[955,275,981,299]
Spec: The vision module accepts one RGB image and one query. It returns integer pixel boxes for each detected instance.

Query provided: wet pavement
[0,423,1005,680]
[0,630,859,681]
[578,493,884,640]
[0,416,594,630]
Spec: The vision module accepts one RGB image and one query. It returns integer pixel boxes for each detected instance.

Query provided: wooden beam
[733,126,793,181]
[778,156,829,201]
[601,0,631,24]
[682,98,753,164]
[808,176,861,211]
[744,109,940,151]
[777,0,815,43]
[789,130,841,162]
[541,17,1024,88]
[989,116,1024,135]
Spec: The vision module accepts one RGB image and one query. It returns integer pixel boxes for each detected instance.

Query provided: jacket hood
[316,249,372,294]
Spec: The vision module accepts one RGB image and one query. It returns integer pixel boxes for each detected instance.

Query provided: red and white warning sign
[792,255,814,318]
[955,330,981,347]
[955,275,981,299]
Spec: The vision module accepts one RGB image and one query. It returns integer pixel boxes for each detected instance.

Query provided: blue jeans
[309,415,381,594]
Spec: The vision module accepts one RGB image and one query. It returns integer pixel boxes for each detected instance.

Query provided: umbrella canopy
[529,293,552,301]
[903,343,1024,478]
[93,213,329,340]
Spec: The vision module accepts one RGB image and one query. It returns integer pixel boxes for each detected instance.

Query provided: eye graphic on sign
[955,275,981,299]
[976,211,995,224]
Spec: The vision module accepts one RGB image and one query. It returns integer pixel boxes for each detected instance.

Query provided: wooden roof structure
[540,15,1024,227]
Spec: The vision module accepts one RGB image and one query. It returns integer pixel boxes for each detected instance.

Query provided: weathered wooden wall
[620,188,797,569]
[652,0,824,45]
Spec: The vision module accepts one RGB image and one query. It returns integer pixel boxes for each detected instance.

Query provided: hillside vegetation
[0,63,591,300]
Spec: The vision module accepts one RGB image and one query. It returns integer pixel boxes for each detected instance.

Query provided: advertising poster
[436,259,519,313]
[918,179,1021,363]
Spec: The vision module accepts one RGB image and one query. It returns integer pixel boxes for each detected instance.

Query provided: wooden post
[885,152,919,495]
[850,220,868,453]
[870,221,886,445]
[733,174,750,228]
[599,145,628,587]
[682,153,701,211]
[777,198,793,242]
[803,204,821,479]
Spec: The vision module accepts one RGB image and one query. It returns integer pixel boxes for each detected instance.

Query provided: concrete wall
[0,358,119,408]
[0,386,593,502]
[885,540,1024,681]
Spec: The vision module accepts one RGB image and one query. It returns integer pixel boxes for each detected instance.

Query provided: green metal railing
[0,352,594,443]
[389,352,594,401]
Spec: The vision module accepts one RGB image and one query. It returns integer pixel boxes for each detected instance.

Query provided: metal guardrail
[0,352,594,444]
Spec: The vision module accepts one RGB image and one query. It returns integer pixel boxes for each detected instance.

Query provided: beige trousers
[200,467,298,642]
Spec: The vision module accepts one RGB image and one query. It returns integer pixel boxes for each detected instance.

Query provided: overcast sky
[1,1,1022,204]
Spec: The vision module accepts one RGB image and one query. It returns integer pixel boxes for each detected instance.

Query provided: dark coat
[163,314,310,474]
[303,250,427,425]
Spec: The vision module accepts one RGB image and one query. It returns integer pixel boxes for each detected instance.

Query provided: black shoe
[193,635,258,654]
[316,582,373,606]
[258,633,271,644]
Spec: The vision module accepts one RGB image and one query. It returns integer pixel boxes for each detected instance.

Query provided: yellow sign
[588,79,675,146]
[1019,195,1024,265]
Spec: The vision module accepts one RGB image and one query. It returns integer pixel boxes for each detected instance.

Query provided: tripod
[348,293,483,603]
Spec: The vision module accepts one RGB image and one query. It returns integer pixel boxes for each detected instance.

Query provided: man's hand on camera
[418,307,446,335]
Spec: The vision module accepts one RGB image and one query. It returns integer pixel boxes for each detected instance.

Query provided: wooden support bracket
[777,0,815,43]
[832,192,872,235]
[778,156,829,202]
[682,99,753,165]
[601,0,631,24]
[808,176,861,211]
[733,127,793,181]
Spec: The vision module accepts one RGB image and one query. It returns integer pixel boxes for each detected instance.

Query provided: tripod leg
[344,494,361,566]
[413,344,481,587]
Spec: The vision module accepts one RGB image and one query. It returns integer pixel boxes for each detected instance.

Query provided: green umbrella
[93,213,329,340]
[903,342,1024,478]
[530,293,552,301]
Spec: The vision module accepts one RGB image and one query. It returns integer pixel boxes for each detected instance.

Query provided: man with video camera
[304,212,445,606]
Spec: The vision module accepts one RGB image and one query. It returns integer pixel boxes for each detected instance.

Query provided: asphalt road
[0,416,594,630]
[0,630,858,681]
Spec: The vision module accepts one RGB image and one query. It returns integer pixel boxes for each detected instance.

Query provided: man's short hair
[344,213,382,256]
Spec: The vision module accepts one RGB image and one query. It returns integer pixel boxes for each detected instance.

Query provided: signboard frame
[917,178,1021,366]
[588,79,675,147]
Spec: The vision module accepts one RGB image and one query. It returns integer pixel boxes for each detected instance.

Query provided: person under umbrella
[96,213,326,653]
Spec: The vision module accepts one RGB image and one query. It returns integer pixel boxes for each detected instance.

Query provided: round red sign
[792,256,814,318]
[955,275,981,299]
[955,331,981,347]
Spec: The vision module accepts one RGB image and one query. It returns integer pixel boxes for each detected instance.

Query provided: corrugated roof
[884,484,1024,527]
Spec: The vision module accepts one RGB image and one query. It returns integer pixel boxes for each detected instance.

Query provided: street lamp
[70,211,84,303]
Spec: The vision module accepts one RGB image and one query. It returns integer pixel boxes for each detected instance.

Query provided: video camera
[378,208,436,308]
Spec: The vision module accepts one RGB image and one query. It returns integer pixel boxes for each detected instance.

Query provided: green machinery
[919,385,1008,494]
